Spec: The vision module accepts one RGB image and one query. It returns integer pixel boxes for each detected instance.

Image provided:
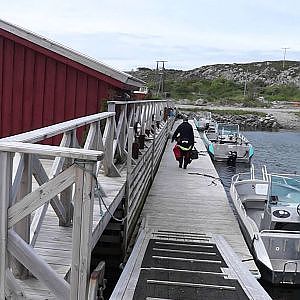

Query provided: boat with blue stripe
[202,123,254,164]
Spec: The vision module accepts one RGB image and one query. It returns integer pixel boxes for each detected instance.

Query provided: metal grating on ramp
[133,231,249,300]
[110,229,271,300]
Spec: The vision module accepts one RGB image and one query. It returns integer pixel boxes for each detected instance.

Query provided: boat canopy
[269,174,300,205]
[216,123,239,136]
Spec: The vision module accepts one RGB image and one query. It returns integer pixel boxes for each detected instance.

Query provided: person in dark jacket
[172,117,195,169]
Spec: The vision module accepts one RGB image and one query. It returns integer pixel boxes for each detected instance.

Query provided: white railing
[0,143,101,300]
[0,99,174,299]
[107,99,174,245]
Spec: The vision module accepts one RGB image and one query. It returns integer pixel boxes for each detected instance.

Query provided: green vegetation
[148,77,300,106]
[181,107,266,117]
[163,78,245,102]
[262,84,300,102]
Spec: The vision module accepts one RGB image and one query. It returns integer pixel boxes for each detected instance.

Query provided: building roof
[0,18,145,89]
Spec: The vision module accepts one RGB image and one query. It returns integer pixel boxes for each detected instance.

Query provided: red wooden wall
[0,30,125,139]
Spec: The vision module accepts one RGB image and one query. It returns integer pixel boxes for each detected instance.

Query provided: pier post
[124,127,134,252]
[0,152,12,299]
[151,115,156,181]
[106,104,120,177]
[70,160,96,300]
[13,153,32,278]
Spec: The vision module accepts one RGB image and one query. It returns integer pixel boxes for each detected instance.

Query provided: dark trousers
[178,149,191,169]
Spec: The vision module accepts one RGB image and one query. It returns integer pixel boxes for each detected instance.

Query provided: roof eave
[0,18,145,88]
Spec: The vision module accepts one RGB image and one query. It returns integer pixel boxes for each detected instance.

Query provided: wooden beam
[103,111,120,177]
[0,152,12,299]
[70,162,95,299]
[0,141,104,161]
[7,230,70,299]
[31,155,67,228]
[1,112,115,143]
[51,132,72,177]
[11,153,24,204]
[8,165,76,228]
[5,269,26,299]
[13,153,32,278]
[84,123,97,150]
[87,261,105,300]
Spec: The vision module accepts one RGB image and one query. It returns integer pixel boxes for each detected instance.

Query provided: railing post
[59,157,73,227]
[105,104,120,177]
[71,160,96,300]
[13,153,32,278]
[151,115,156,181]
[124,127,134,252]
[0,152,12,299]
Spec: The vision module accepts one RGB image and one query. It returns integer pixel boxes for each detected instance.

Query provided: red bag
[173,144,181,161]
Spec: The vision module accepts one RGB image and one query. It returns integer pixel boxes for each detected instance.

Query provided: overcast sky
[1,0,300,71]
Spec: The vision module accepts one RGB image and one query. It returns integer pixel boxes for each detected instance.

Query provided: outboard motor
[227,151,237,165]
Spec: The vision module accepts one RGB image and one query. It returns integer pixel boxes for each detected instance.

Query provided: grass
[294,111,300,117]
[179,107,266,117]
[149,77,300,105]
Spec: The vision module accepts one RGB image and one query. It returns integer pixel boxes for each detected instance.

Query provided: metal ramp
[111,230,271,300]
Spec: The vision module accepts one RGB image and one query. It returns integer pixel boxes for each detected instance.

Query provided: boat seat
[240,194,267,202]
[244,199,266,210]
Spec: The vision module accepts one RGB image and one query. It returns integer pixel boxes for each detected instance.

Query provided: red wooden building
[0,19,145,138]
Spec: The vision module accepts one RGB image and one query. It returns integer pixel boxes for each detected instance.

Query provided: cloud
[1,0,300,70]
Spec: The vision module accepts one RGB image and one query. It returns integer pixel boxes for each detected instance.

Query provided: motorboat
[230,166,300,285]
[194,111,213,131]
[202,123,254,164]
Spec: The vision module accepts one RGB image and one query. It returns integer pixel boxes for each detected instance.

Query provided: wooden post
[124,127,133,253]
[8,230,70,299]
[117,108,127,160]
[13,153,32,278]
[0,152,12,299]
[151,114,156,181]
[59,130,77,227]
[70,161,96,300]
[59,157,73,227]
[104,105,120,177]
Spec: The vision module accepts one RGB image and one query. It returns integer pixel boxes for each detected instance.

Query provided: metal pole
[282,47,290,69]
[243,67,248,98]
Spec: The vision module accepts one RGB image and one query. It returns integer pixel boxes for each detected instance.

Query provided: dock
[110,122,271,300]
[0,100,173,299]
[0,101,271,299]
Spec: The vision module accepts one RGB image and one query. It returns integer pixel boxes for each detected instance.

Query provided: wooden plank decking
[0,100,174,299]
[16,164,127,298]
[111,121,264,299]
[141,123,257,271]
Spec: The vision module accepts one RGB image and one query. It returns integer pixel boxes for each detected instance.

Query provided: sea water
[214,130,300,300]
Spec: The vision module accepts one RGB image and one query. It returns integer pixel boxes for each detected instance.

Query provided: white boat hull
[230,177,300,285]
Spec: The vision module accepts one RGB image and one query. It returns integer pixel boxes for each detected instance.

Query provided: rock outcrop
[129,61,300,87]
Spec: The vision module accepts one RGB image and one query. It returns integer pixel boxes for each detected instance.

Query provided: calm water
[214,130,300,300]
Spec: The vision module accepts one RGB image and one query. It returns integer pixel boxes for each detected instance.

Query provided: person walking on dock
[172,117,194,169]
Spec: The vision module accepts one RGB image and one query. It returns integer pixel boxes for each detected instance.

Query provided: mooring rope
[74,162,127,223]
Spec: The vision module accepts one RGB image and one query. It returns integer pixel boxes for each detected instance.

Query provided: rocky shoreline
[178,104,300,130]
[210,113,281,130]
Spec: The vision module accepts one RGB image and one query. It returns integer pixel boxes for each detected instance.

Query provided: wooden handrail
[108,99,169,105]
[0,112,115,143]
[0,99,175,299]
[0,141,104,161]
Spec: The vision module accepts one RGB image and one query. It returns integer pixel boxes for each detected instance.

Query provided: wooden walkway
[16,163,126,299]
[143,122,257,269]
[111,121,270,299]
[1,100,174,299]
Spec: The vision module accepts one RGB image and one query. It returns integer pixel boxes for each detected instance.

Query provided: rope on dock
[187,172,224,186]
[75,162,127,223]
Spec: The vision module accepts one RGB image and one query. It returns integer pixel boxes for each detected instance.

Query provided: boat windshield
[217,124,239,136]
[270,174,300,205]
